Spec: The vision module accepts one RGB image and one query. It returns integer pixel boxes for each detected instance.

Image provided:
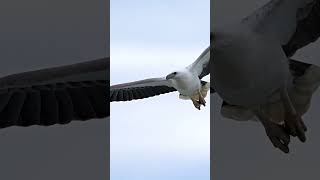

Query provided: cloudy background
[110,0,210,179]
[212,0,320,179]
[0,0,108,179]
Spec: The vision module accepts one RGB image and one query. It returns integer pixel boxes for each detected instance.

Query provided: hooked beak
[166,73,175,80]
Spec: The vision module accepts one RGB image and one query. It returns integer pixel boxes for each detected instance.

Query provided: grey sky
[0,0,108,179]
[212,0,320,179]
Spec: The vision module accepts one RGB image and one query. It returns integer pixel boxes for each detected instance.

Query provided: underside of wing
[289,59,312,78]
[210,87,216,94]
[242,0,319,52]
[0,81,108,129]
[283,0,320,57]
[187,46,210,79]
[0,58,109,128]
[110,78,176,102]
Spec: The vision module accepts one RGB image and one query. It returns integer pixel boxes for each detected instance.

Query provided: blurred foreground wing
[0,57,109,128]
[242,0,320,56]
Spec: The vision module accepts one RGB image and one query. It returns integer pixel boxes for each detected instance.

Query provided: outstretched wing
[187,46,210,79]
[242,0,320,57]
[283,1,320,56]
[0,58,108,128]
[110,78,176,102]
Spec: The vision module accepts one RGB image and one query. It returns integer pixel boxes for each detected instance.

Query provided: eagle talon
[192,99,201,110]
[264,120,291,153]
[281,89,307,142]
[198,91,206,107]
[284,114,307,142]
[199,97,206,106]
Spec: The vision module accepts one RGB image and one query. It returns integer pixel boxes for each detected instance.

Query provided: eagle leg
[281,88,307,142]
[198,90,206,106]
[191,98,201,110]
[254,107,290,153]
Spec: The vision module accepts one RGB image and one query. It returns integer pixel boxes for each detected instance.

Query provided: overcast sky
[212,0,320,179]
[110,0,210,179]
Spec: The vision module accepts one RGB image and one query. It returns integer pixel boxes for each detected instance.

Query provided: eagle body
[212,25,291,107]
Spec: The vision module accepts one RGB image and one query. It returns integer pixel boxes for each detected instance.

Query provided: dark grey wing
[110,78,176,102]
[283,1,320,57]
[210,87,216,94]
[187,46,210,79]
[289,59,312,78]
[0,58,108,128]
[243,0,320,57]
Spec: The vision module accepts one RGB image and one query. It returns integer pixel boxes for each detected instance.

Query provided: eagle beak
[166,73,175,80]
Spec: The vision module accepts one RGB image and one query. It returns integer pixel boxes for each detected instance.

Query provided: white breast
[171,71,201,96]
